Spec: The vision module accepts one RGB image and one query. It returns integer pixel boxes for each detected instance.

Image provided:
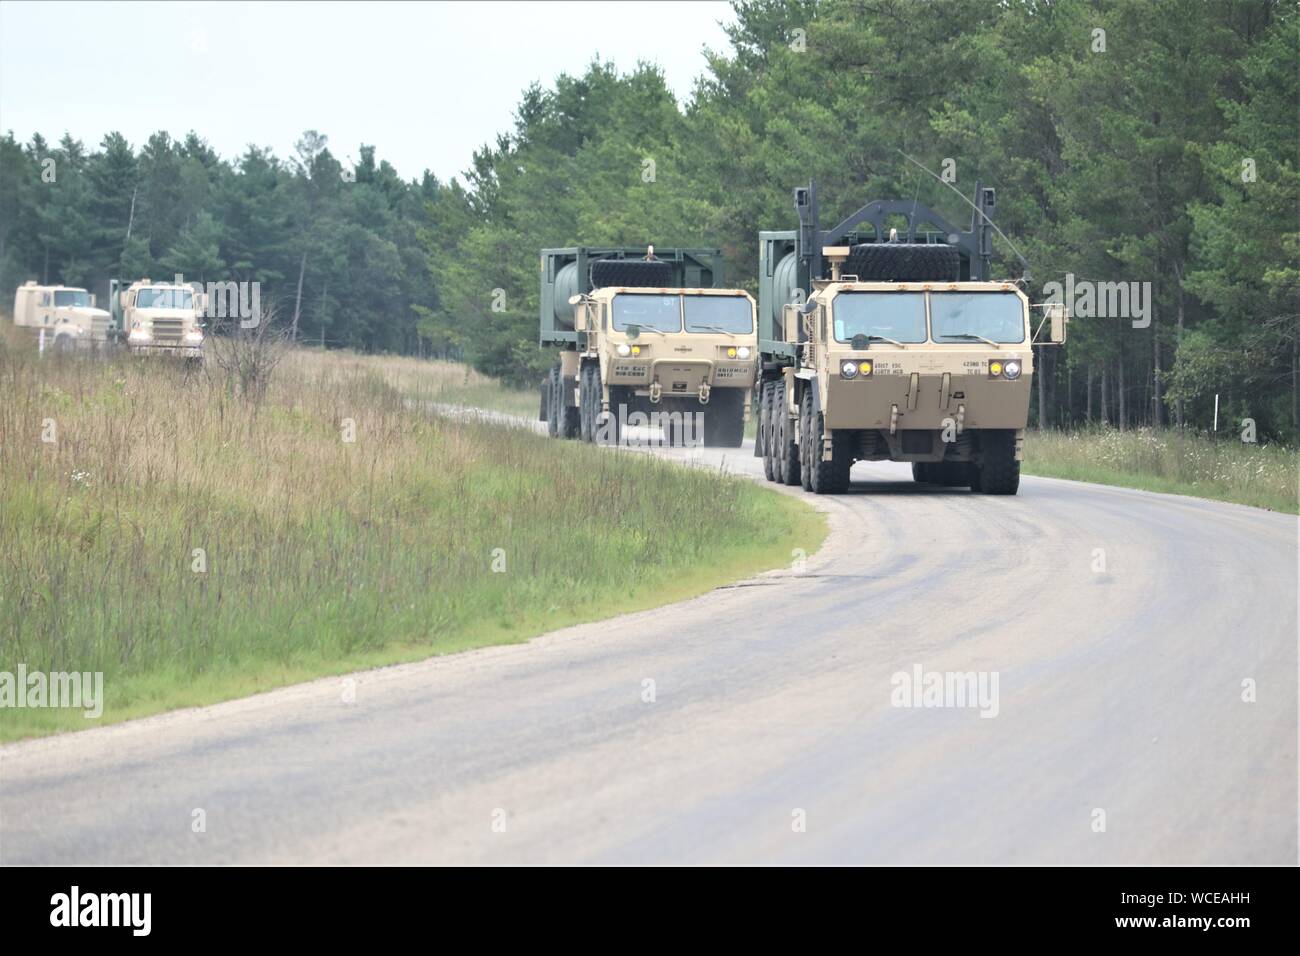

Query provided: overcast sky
[0,0,736,182]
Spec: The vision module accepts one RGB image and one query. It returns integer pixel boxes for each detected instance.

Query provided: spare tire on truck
[590,258,674,289]
[843,243,960,282]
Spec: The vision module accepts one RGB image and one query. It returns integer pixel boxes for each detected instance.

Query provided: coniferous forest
[2,0,1295,438]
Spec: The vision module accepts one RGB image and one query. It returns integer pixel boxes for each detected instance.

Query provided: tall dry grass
[1023,426,1297,513]
[0,330,818,737]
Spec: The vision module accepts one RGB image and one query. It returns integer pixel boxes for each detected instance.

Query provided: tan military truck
[11,281,112,350]
[756,183,1066,495]
[110,278,205,361]
[538,247,758,447]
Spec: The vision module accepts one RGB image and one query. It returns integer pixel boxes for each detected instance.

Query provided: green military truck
[754,182,1066,495]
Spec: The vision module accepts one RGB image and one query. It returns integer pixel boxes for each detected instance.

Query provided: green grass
[1022,426,1298,514]
[0,339,824,740]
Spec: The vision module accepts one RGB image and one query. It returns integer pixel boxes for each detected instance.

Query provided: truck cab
[112,279,205,359]
[11,281,111,349]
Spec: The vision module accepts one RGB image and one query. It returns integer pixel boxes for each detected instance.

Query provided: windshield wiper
[942,332,1000,348]
[691,324,739,337]
[866,334,905,348]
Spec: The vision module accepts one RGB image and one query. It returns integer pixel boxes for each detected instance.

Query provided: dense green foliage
[0,130,439,353]
[3,0,1295,437]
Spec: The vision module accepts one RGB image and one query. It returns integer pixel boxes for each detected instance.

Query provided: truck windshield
[136,287,194,310]
[684,294,752,333]
[54,290,92,308]
[612,293,681,332]
[833,292,926,343]
[930,292,1025,344]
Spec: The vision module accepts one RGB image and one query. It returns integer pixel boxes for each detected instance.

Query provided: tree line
[2,0,1295,439]
[0,129,438,354]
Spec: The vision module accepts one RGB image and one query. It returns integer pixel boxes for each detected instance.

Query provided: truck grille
[152,319,185,343]
[91,315,110,339]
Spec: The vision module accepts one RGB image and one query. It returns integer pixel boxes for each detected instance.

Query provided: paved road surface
[2,415,1296,863]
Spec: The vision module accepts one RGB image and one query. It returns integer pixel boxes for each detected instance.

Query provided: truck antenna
[895,149,1032,280]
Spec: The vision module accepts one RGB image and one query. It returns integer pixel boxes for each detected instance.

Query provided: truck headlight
[617,343,631,357]
[840,360,858,379]
[737,346,752,359]
[184,329,204,344]
[1003,360,1021,380]
[128,325,151,343]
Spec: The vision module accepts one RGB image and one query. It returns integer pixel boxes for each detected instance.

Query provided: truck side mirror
[1049,302,1067,343]
[1032,302,1068,345]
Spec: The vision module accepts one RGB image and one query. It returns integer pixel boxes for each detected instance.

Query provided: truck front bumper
[129,344,204,359]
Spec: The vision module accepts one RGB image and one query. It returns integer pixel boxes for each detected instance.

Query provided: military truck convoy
[753,182,1066,496]
[8,277,206,362]
[15,182,1056,498]
[537,247,757,447]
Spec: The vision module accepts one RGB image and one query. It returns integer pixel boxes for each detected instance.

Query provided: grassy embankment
[0,334,824,740]
[1022,427,1297,514]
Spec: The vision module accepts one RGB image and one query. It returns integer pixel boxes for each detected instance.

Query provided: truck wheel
[555,368,580,439]
[798,391,814,491]
[911,462,937,483]
[590,258,674,289]
[702,389,744,448]
[761,382,777,481]
[804,395,850,495]
[546,366,560,437]
[539,371,551,424]
[974,431,1020,495]
[775,382,801,486]
[601,386,625,446]
[844,243,961,282]
[582,364,595,442]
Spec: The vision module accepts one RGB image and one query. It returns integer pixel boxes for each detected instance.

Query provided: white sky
[0,0,736,182]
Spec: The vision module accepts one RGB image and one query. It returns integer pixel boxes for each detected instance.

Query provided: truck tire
[974,430,1020,494]
[802,392,851,495]
[775,381,801,486]
[554,368,580,439]
[844,243,961,282]
[798,391,814,491]
[539,372,551,424]
[912,462,938,483]
[761,382,778,481]
[590,258,674,290]
[702,389,745,447]
[579,363,595,442]
[545,366,560,437]
[601,385,626,446]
